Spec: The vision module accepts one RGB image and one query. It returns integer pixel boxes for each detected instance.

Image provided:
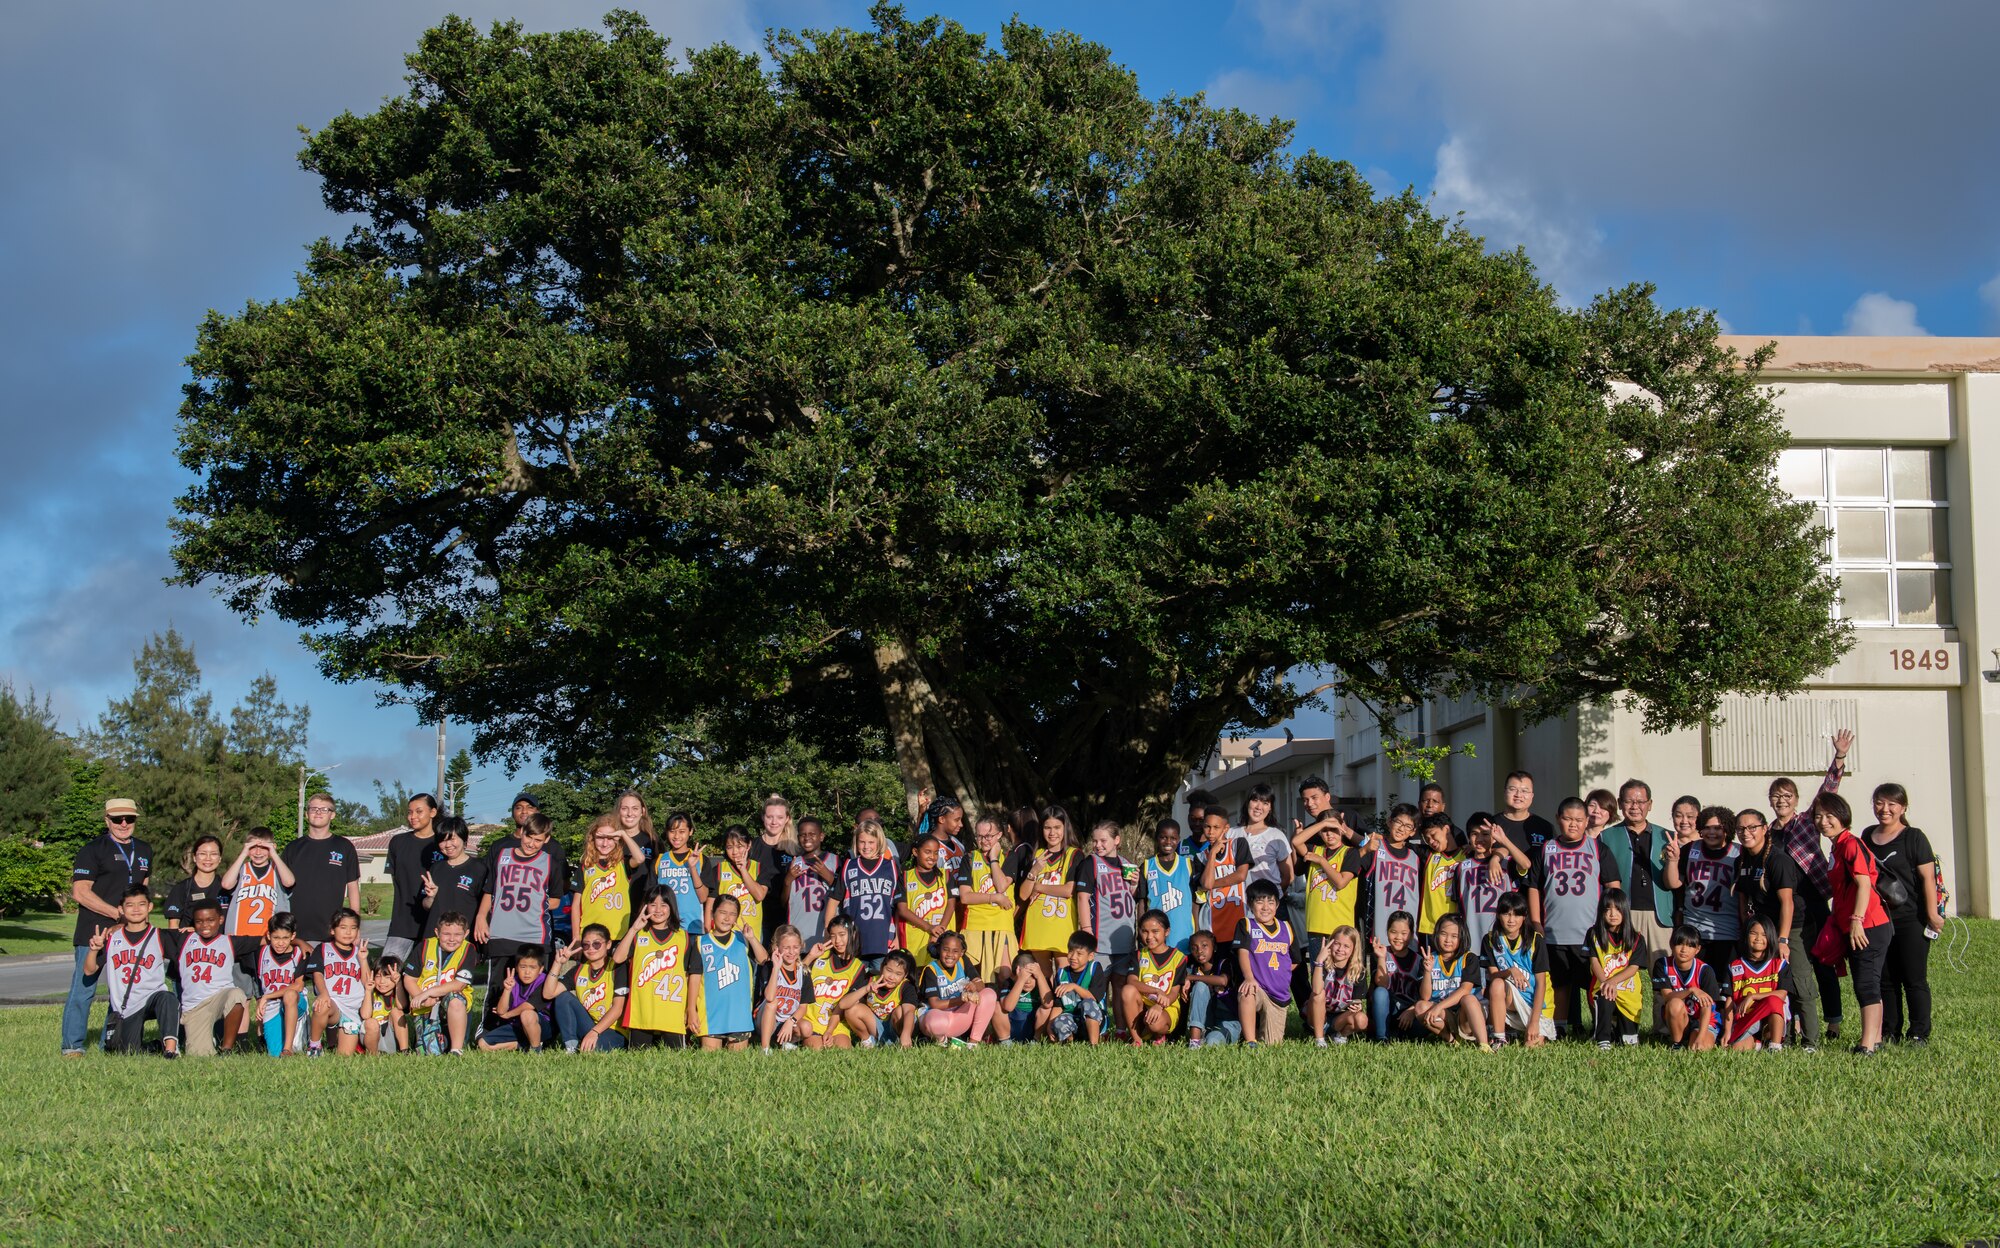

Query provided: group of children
[88,773,1867,1057]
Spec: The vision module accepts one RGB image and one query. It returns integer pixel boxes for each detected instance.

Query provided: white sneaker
[860,1037,877,1049]
[1315,1037,1328,1048]
[1331,1035,1348,1045]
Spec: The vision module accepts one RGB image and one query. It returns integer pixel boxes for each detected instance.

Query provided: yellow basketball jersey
[900,867,955,968]
[1418,851,1464,935]
[627,928,694,1034]
[578,861,632,942]
[960,849,1011,933]
[805,951,863,1039]
[715,858,762,935]
[1305,846,1359,934]
[1022,847,1079,952]
[573,962,627,1033]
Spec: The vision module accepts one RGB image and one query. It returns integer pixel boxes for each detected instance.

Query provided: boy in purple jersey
[1235,881,1295,1046]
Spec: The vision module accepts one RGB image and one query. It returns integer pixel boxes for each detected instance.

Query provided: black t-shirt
[70,833,154,945]
[754,839,793,931]
[421,856,490,939]
[1864,825,1935,922]
[280,835,361,943]
[1735,845,1802,929]
[164,875,229,927]
[1001,843,1036,897]
[385,831,447,939]
[1497,814,1554,862]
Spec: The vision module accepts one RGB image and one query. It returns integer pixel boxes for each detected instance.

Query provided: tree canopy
[172,6,1847,826]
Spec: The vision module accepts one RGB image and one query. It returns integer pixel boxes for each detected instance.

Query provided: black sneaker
[1850,1042,1880,1056]
[1906,1035,1929,1048]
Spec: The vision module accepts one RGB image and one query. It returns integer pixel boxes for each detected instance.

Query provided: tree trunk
[871,635,937,828]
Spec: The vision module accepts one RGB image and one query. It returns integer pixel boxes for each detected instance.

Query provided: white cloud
[1842,292,1929,336]
[1981,271,2000,327]
[1430,134,1603,303]
[1202,68,1320,122]
[1241,1,2000,287]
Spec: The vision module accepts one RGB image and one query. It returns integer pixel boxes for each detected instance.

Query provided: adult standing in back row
[1864,782,1940,1045]
[61,798,154,1055]
[282,792,361,944]
[1768,730,1852,1039]
[1496,771,1554,862]
[382,792,445,965]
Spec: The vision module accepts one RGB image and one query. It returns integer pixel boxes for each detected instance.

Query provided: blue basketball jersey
[657,848,704,935]
[696,929,754,1035]
[1145,854,1195,952]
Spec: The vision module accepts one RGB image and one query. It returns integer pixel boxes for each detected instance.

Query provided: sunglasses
[582,938,607,948]
[108,815,136,825]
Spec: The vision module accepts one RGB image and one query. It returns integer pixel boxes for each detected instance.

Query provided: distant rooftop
[1720,334,2000,374]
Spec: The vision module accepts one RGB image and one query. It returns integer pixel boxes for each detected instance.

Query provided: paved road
[0,921,390,1004]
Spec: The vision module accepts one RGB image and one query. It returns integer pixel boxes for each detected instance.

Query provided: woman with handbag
[1864,783,1942,1046]
[1810,793,1894,1054]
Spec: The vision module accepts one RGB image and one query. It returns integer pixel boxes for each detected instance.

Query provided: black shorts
[1547,944,1592,990]
[1699,940,1737,974]
[1847,923,1895,1007]
[705,1031,752,1045]
[625,1029,687,1050]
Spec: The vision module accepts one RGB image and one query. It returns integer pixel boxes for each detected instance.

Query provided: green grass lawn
[0,913,75,957]
[4,926,1999,1247]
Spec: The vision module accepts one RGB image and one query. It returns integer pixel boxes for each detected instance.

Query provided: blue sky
[4,1,1997,820]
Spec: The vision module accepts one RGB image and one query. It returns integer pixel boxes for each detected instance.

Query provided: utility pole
[436,719,447,808]
[297,764,307,842]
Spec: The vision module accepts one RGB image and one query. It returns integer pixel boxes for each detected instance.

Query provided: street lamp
[297,761,343,841]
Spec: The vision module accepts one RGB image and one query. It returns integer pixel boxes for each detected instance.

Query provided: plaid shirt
[1775,758,1842,901]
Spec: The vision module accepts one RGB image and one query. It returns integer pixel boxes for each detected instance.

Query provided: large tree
[172,8,1846,826]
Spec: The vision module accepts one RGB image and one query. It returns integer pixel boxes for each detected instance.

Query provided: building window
[1778,446,1950,626]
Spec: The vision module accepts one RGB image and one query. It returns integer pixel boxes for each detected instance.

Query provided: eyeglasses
[1739,821,1767,831]
[108,815,136,825]
[582,939,607,948]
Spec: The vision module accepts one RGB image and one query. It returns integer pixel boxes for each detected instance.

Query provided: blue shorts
[1201,1020,1243,1046]
[1008,1010,1037,1043]
[872,1016,898,1045]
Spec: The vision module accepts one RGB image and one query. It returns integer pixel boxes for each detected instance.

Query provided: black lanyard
[117,927,156,1017]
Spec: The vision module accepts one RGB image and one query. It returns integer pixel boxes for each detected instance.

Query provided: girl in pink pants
[917,932,999,1047]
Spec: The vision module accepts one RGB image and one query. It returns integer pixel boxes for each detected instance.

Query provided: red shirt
[1827,830,1892,931]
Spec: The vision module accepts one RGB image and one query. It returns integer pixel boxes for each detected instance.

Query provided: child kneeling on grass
[1042,932,1106,1044]
[88,885,181,1058]
[917,931,998,1048]
[1410,914,1489,1049]
[306,908,370,1057]
[174,898,248,1057]
[479,946,553,1051]
[1307,925,1368,1046]
[757,924,816,1052]
[1481,894,1552,1049]
[1655,924,1723,1052]
[1119,910,1188,1045]
[547,923,629,1053]
[1185,929,1240,1048]
[840,950,918,1047]
[1588,891,1644,1049]
[1236,880,1295,1047]
[242,912,307,1056]
[1725,917,1790,1052]
[1369,910,1423,1042]
[405,913,480,1056]
[998,951,1046,1045]
[367,957,407,1054]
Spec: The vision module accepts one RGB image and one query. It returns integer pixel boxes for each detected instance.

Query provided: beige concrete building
[1188,336,2000,917]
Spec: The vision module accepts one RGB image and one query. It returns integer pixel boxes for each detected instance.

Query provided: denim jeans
[552,990,626,1050]
[62,946,102,1053]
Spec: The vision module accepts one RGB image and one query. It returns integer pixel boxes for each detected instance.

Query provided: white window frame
[1779,446,1950,628]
